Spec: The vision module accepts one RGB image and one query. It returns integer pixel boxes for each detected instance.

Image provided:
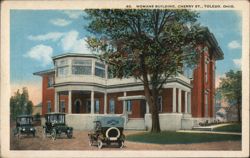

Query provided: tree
[218,70,242,122]
[10,87,34,120]
[85,9,204,132]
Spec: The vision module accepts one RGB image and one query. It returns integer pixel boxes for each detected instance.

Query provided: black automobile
[43,113,73,140]
[88,116,125,149]
[13,115,36,138]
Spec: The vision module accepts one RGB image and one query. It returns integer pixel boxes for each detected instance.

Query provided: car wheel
[97,139,103,149]
[67,132,72,139]
[89,138,93,146]
[119,141,124,148]
[43,128,47,139]
[51,129,56,141]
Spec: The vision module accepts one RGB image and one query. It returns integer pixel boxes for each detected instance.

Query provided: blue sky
[10,10,242,104]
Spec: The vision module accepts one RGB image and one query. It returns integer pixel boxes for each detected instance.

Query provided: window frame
[109,98,115,114]
[157,96,163,113]
[60,100,65,113]
[47,101,51,113]
[95,61,106,78]
[126,100,132,114]
[72,59,92,75]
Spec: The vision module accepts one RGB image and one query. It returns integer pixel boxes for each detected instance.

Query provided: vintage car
[13,115,36,138]
[88,116,125,149]
[43,113,73,140]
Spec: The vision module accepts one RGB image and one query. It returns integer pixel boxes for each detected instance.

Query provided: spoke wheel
[97,139,103,149]
[119,141,124,148]
[51,129,56,141]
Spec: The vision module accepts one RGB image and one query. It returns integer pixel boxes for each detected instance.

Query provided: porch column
[146,102,149,113]
[123,92,127,114]
[104,92,107,114]
[188,92,191,113]
[54,91,58,112]
[91,90,94,114]
[178,89,182,113]
[68,90,72,114]
[172,87,176,112]
[185,91,188,113]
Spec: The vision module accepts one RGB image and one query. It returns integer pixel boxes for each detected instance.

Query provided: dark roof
[33,69,55,76]
[45,112,66,115]
[17,115,33,118]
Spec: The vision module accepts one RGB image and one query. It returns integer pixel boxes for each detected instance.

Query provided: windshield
[47,114,65,124]
[17,117,33,125]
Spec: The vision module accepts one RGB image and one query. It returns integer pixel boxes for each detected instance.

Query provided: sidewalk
[192,123,232,131]
[176,130,242,135]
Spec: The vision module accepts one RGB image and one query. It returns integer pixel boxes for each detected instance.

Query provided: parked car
[43,113,73,140]
[88,116,125,149]
[13,115,36,138]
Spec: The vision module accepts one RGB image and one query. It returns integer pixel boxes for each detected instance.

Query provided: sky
[10,10,242,105]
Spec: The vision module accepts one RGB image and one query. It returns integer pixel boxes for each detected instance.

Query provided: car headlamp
[22,128,25,131]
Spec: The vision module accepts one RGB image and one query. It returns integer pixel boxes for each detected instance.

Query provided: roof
[33,69,55,76]
[200,27,224,60]
[45,112,66,115]
[17,115,33,118]
[52,53,99,60]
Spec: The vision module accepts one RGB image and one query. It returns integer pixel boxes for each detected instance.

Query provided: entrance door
[140,100,146,117]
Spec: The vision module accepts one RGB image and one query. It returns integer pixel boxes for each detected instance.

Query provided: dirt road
[10,127,241,150]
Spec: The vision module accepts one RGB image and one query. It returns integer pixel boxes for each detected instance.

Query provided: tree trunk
[143,84,161,133]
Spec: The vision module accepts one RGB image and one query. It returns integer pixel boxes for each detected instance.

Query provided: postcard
[0,0,249,157]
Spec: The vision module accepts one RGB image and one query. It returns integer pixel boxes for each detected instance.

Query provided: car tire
[67,132,72,139]
[119,140,124,148]
[51,129,56,141]
[97,139,103,149]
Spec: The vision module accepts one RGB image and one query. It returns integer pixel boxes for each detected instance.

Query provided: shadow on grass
[126,131,241,144]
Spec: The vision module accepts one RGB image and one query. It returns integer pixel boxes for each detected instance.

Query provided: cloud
[228,40,241,49]
[233,58,241,68]
[24,44,53,67]
[60,30,91,53]
[63,11,83,19]
[28,32,64,41]
[50,18,71,26]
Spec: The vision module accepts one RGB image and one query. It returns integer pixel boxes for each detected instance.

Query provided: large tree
[10,87,33,120]
[85,9,204,132]
[218,70,242,122]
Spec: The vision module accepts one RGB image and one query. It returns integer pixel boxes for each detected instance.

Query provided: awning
[118,95,145,101]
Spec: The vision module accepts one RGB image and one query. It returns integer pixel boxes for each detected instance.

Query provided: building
[34,28,223,131]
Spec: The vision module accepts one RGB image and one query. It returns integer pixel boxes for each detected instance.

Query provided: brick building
[34,28,223,130]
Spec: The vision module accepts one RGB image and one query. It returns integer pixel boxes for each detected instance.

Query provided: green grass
[213,123,242,133]
[126,131,241,144]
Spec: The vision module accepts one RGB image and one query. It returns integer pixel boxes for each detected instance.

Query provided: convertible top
[95,116,124,128]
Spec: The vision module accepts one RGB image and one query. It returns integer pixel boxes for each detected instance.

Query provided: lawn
[213,123,241,133]
[126,131,241,144]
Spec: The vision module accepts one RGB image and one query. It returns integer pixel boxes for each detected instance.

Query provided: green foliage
[10,87,34,120]
[126,131,241,144]
[85,9,205,132]
[218,70,242,122]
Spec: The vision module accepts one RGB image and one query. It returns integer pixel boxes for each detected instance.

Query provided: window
[86,100,91,113]
[126,100,132,113]
[56,60,69,77]
[72,59,92,75]
[60,100,65,113]
[157,96,162,112]
[109,99,115,114]
[47,101,51,113]
[95,62,105,78]
[95,99,100,113]
[205,58,209,83]
[48,76,54,87]
[205,93,208,117]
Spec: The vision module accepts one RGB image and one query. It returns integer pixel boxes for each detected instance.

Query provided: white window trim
[47,101,51,113]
